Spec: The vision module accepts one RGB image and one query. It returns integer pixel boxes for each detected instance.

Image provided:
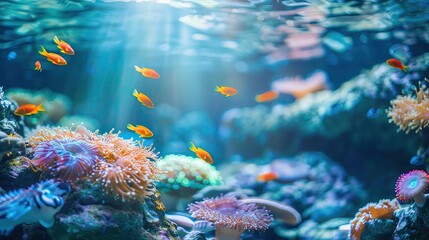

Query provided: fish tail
[54,36,60,45]
[38,46,48,57]
[189,142,197,152]
[134,65,142,72]
[215,86,221,92]
[403,66,408,72]
[133,89,139,97]
[127,124,135,130]
[36,104,45,112]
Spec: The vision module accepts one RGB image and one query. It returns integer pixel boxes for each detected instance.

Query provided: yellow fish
[189,142,213,164]
[215,86,238,97]
[127,124,153,138]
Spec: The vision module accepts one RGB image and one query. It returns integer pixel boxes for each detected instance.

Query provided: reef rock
[48,183,179,240]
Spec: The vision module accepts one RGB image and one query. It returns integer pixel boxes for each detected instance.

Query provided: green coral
[156,154,223,197]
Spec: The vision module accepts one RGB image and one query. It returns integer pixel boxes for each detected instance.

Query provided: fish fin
[127,124,135,130]
[53,36,60,45]
[38,46,48,57]
[215,86,221,92]
[133,89,139,97]
[36,104,45,112]
[134,65,142,72]
[189,142,197,152]
[403,66,408,72]
[39,217,55,228]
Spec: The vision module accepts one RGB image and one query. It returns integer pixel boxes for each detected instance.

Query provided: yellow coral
[387,82,429,133]
[349,199,400,240]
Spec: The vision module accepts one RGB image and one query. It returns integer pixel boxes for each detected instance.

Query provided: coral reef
[0,180,70,236]
[349,199,400,240]
[48,186,178,240]
[188,195,273,240]
[27,125,159,202]
[32,139,100,182]
[156,154,223,197]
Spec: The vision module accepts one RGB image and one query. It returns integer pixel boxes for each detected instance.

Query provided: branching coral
[349,199,400,240]
[188,195,273,240]
[395,170,429,206]
[155,154,222,197]
[387,82,429,133]
[27,125,159,202]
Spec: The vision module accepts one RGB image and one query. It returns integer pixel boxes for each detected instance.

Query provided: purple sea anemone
[188,195,273,240]
[32,138,100,182]
[395,170,429,206]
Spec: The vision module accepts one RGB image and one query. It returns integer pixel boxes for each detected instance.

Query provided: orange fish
[256,90,279,103]
[34,60,42,72]
[133,89,154,108]
[38,46,67,65]
[189,142,213,164]
[127,124,153,138]
[134,66,160,79]
[54,36,75,55]
[215,86,238,97]
[14,103,45,116]
[386,58,408,72]
[257,171,278,182]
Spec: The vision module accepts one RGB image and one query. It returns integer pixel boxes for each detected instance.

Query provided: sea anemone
[188,195,273,240]
[349,199,400,240]
[387,82,429,133]
[28,125,159,202]
[32,138,100,182]
[155,154,222,197]
[395,170,429,206]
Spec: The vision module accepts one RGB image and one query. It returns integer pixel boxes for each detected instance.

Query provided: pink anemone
[395,170,429,206]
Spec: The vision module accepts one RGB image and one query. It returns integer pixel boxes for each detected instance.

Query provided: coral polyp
[33,139,100,182]
[28,125,159,201]
[188,196,273,240]
[349,199,400,240]
[156,154,222,197]
[395,170,429,205]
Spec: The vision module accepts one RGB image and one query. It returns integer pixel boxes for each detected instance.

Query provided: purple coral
[32,138,100,182]
[188,196,273,240]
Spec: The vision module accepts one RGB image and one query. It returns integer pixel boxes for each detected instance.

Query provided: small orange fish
[215,86,238,97]
[134,66,160,79]
[257,171,278,182]
[189,142,213,164]
[54,36,75,55]
[256,90,279,103]
[133,89,154,108]
[34,60,42,72]
[386,58,408,72]
[14,103,45,116]
[38,46,67,66]
[127,124,153,138]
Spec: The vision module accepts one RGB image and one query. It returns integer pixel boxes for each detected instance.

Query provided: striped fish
[0,180,70,236]
[192,220,215,233]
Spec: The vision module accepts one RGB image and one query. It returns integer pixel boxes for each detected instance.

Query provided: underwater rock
[361,219,396,240]
[49,185,178,240]
[0,131,25,161]
[390,194,429,240]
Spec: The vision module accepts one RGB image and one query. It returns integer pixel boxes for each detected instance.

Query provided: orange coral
[27,125,159,202]
[387,82,429,133]
[349,199,400,240]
